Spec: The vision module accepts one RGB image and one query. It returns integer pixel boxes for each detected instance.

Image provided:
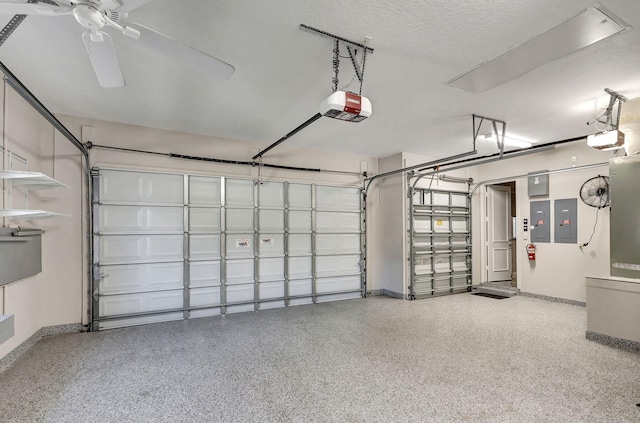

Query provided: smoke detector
[320,91,372,122]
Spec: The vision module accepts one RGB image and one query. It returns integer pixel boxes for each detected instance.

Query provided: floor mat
[472,292,509,299]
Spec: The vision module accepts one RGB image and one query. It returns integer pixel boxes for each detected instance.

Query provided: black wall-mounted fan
[579,175,610,208]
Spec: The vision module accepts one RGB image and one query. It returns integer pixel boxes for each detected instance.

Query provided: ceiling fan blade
[0,1,71,15]
[113,0,154,13]
[126,23,235,80]
[81,31,125,88]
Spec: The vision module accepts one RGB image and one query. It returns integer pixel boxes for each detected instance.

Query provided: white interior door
[486,185,512,282]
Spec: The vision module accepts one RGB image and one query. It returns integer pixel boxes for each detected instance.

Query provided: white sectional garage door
[92,169,364,329]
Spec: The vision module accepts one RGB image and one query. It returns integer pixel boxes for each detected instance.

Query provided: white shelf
[0,209,67,220]
[0,170,68,190]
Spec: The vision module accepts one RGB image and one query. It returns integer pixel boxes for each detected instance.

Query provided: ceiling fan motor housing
[319,91,372,122]
[73,3,107,31]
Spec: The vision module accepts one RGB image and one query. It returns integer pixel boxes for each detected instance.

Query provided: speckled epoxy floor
[0,294,639,423]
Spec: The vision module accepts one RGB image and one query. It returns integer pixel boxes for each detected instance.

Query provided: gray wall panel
[610,156,640,278]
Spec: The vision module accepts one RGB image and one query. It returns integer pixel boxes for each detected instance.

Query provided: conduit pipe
[0,61,92,329]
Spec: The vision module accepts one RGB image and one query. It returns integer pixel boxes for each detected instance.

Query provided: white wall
[470,142,618,302]
[0,84,85,361]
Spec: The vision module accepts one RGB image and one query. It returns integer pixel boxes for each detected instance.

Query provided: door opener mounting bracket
[473,114,507,158]
[300,24,374,95]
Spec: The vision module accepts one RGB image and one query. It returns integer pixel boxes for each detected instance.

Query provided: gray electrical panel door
[554,198,577,244]
[530,200,550,243]
[528,171,549,197]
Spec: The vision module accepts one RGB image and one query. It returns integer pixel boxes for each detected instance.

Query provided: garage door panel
[98,262,183,295]
[226,179,254,206]
[289,234,311,255]
[226,284,253,302]
[226,209,254,231]
[189,235,221,259]
[226,259,254,285]
[259,281,284,300]
[316,186,360,211]
[100,234,183,264]
[316,255,361,277]
[189,176,221,206]
[258,234,284,256]
[316,275,361,293]
[189,261,221,287]
[259,258,284,282]
[316,234,360,255]
[288,184,311,208]
[289,279,312,296]
[100,170,183,204]
[99,205,183,233]
[226,234,254,258]
[189,208,221,232]
[317,292,361,302]
[288,211,311,232]
[99,289,183,317]
[189,286,221,307]
[259,182,284,207]
[99,312,184,330]
[289,256,312,279]
[316,212,360,233]
[259,209,284,231]
[189,308,221,319]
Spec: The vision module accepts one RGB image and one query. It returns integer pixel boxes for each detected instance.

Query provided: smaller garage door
[410,188,472,298]
[92,169,364,329]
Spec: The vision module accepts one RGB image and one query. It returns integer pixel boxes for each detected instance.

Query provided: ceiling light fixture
[587,130,625,150]
[483,133,533,149]
[447,4,630,93]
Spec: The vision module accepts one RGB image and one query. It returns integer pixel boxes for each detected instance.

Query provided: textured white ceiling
[1,0,639,159]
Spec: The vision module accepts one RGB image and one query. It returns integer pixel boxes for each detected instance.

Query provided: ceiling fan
[0,0,235,87]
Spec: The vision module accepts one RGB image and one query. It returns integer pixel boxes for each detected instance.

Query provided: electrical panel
[528,171,549,197]
[530,200,550,243]
[554,198,577,244]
